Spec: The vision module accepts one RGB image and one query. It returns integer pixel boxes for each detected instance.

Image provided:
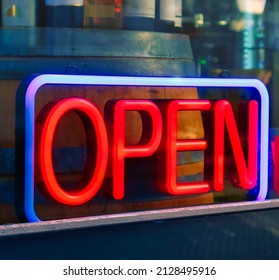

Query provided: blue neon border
[23,75,269,222]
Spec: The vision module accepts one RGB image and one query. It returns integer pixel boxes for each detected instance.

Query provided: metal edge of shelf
[0,199,279,238]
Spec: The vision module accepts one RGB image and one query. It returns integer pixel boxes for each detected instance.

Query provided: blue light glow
[23,75,269,222]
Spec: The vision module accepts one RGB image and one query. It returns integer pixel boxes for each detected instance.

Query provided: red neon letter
[36,98,108,205]
[105,100,162,200]
[214,100,258,191]
[273,136,279,194]
[158,100,211,195]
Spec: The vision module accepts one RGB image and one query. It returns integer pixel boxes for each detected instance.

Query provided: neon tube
[22,75,269,222]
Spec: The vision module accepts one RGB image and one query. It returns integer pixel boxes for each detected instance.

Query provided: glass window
[0,0,277,224]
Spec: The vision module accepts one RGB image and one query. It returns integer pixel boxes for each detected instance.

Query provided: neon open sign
[15,75,269,222]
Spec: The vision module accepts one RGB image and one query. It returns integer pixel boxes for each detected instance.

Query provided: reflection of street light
[236,0,266,15]
[194,13,204,28]
[236,0,266,69]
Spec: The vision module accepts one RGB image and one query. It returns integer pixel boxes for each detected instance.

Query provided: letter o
[36,97,108,205]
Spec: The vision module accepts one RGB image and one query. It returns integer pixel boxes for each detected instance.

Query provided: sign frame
[15,75,269,222]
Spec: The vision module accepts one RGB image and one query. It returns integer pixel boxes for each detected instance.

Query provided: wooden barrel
[0,29,212,223]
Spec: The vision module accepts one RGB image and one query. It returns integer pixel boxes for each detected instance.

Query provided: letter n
[213,100,258,191]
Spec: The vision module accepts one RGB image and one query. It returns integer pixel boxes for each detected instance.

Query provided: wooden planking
[0,80,20,148]
[0,81,204,148]
[85,85,204,144]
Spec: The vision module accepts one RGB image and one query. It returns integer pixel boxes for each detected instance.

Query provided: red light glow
[36,98,108,205]
[213,100,258,191]
[157,100,211,195]
[115,0,121,13]
[274,136,279,194]
[34,98,259,206]
[105,100,163,200]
